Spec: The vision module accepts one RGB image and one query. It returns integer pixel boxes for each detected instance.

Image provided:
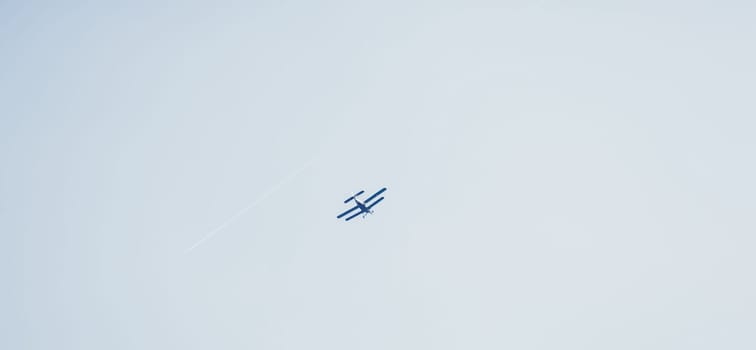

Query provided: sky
[2,1,756,349]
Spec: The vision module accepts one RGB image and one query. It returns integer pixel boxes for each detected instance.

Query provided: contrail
[184,157,317,253]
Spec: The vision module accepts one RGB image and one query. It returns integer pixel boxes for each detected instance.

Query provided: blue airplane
[337,187,387,221]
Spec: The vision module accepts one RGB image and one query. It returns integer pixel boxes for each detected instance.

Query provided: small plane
[337,187,387,221]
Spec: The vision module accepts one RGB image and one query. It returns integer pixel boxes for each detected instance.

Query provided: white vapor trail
[184,157,317,253]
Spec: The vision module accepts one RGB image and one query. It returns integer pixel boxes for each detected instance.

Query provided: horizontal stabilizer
[344,190,365,203]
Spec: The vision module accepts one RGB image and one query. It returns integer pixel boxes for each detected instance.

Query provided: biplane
[336,187,387,221]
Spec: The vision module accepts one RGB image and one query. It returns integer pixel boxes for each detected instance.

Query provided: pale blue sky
[2,1,756,349]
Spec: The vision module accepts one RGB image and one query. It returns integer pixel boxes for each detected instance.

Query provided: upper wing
[367,197,384,210]
[364,187,387,204]
[337,205,359,219]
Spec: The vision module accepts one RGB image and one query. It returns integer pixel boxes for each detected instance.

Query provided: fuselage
[355,199,369,213]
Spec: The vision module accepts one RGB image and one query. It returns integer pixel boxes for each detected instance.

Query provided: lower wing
[337,206,359,219]
[367,197,384,210]
[364,187,387,203]
[345,211,363,221]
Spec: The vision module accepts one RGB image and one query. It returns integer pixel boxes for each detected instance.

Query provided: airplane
[337,187,387,221]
